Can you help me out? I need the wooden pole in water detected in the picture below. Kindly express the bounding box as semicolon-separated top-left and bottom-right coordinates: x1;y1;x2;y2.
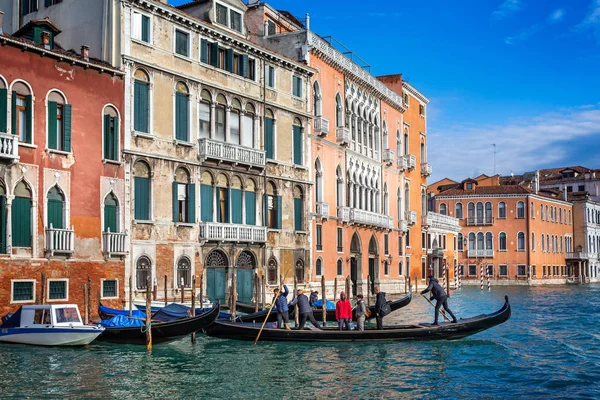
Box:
231;270;237;320
414;276;418;293
262;275;266;309
255;272;260;312
83;284;89;325
128;275;133;318
87;277;92;323
191;275;196;344
293;274;299;326
334;277;338;302
145;275;152;351
199;269;204;310
164;275;168;306
345;275;350;301
321;275;326;324
153;278;157;301
367;275;371;306
41;272;46;304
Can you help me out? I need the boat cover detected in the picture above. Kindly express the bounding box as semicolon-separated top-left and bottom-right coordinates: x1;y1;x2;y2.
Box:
101;315;145;328
153;303;200;322
311;300;336;310
99;305;146;319
0;307;22;328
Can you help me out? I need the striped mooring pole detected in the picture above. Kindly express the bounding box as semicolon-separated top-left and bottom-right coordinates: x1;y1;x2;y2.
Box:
480;264;484;291
486;267;491;291
458;265;462;290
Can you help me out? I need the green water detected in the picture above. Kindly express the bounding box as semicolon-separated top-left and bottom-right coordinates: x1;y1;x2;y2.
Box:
1;286;599;399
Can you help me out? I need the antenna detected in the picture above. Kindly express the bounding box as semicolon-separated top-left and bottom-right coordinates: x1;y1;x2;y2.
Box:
492;144;496;175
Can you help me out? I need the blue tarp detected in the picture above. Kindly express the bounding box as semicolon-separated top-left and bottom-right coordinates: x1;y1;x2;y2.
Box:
0;308;21;328
100;315;145;328
311;300;336;310
153;303;203;322
99;305;146;319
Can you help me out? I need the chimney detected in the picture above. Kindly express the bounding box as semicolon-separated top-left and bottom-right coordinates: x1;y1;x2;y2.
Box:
263;21;268;38
0;11;4;35
305;13;310;31
534;170;539;194
81;45;89;61
563;187;567;202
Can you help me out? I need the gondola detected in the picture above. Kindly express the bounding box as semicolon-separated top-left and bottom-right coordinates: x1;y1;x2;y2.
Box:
232;292;412;323
204;296;511;342
97;302;220;345
234;301;262;314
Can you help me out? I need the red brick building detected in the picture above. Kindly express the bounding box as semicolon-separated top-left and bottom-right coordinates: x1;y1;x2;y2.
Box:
0;19;125;316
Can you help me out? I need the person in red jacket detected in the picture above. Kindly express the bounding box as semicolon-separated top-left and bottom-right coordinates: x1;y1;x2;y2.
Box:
335;291;353;330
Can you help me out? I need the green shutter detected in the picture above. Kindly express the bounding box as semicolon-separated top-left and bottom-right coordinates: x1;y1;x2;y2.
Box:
263;194;268;227
12;197;31;247
293;125;302;165
25;95;32;143
241;54;248;78
264;117;273;159
11;91;16;135
225;188;230;223
0;196;5;253
200;184;213;222
0;89;7;133
294;197;302;231
47;199;64;229
141;15;150;42
245;191;255;225
210;42;219;67
175;93;188;141
187;183;196;223
112;115;119;160
200;39;208;63
225;48;234;72
104;203;117;233
63;104;72;152
134;177;150;220
231;189;242;224
48;101;57;149
172;181;179;222
33;27;42;45
276;196;282;229
103;114;111;159
134;81;149;133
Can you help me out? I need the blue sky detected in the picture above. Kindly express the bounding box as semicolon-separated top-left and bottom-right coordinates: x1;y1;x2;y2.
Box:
171;0;600;182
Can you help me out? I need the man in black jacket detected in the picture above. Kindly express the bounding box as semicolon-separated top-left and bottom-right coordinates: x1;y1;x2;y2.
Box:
421;276;458;325
288;289;322;330
374;286;386;330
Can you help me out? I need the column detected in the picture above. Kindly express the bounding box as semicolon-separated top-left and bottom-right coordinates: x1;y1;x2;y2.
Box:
5;195;13;254
253;116;260;149
210;104;216;139
225;106;231;143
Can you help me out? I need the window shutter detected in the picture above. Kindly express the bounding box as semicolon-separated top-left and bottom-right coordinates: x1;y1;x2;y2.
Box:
0;89;7;133
200;184;213;222
0;196;5;253
241;54;248;78
112;115;119;160
269;67;275;87
134;81;149;133
103;114;111;159
293;125;302;165
134;177;150;220
225;188;231;223
294;197;302;231
200;39;208;63
33;27;42;44
175;93;188;141
215;188;221;223
231;189;242;224
187;183;196;223
47;199;64;229
263;194;268;227
276;196;282;229
172;181;179;222
225;48;234;72
25;95;33;142
63;104;72;152
12;197;32;247
245;191;255;225
210;42;219;67
141;15;150;42
48;101;58;149
11;91;16;135
104;203;117;233
264;117;273;159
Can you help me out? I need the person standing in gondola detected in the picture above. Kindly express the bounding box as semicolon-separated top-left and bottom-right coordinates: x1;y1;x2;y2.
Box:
273;285;291;330
288;289;321;330
309;290;319;307
335;291;352;330
355;294;367;331
374;286;386;330
421;275;458;325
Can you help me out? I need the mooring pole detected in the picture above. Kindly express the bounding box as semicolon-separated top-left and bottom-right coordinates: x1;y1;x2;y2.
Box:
83;284;89;325
255;272;260;313
145;275;152;351
321;275;326;324
129;275;133;317
191;275;196;343
164;275;168;306
87;277;92;322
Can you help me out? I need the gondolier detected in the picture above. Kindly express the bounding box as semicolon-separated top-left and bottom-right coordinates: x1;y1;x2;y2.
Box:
288;289;321;330
374;286;386;330
274;285;291;330
421;276;458;325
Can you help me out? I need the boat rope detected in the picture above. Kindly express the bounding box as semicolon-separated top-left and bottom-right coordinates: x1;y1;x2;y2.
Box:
140;322;157;333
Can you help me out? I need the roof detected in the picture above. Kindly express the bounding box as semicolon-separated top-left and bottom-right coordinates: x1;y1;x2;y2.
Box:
276;10;304;28
14;18;62;37
501;166;599;186
438;184;532;197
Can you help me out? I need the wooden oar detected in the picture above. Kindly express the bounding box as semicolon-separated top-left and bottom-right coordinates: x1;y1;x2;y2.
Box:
254;274;287;345
421;293;451;322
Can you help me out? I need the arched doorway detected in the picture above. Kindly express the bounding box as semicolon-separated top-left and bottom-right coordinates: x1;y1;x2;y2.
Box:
205;250;228;303
350;232;361;296
368;235;378;294
236;251;255;303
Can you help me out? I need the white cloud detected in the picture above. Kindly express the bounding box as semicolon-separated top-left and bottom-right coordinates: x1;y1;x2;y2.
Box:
574;0;600;43
505;23;541;44
548;8;566;23
428;106;600;181
492;0;524;20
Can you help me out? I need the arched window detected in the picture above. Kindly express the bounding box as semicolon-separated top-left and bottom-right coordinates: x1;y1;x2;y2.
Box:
295;259;305;283
198;90;211;139
11;81;33;143
420;142;425;162
404;183;410;212
335;93;343;127
267;257;278;284
439;203;447;215
242;102;255;148
175;82;189;142
264;108;274;159
485;232;493;250
13;181;32;247
396;130;401;158
134;161;151;221
397;188;402;223
292;118;303;165
174;167;194;223
542;234;545;252
104;192;119;233
477;232;484;250
136;256;151;290
200;171;213;223
315;258;323;277
421;188;427;215
230;98;241;145
531;232;536;251
540;204;544;220
485;202;492;224
383;184;389;215
103;106;119;161
293;186;304;231
382;122;388;151
336;166;343;207
315;158;323;204
47;90;71;152
457;233;463;251
476;202;484;224
403;129;409;156
337;259;343;276
559;208;562;223
215;94;227;142
216;173;229;223
133;69;150;133
499;232;507;251
384;261;389;276
313;81;321;117
546;235;550;252
517;232;525;251
47;186;65;229
177;256;191;288
266;181;280;229
531;202;535;219
498;202;506;219
229;176;243;224
455;203;463;219
517;201;525;219
468;232;475;250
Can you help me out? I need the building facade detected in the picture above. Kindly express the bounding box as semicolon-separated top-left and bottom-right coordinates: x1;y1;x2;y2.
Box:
568;193;600;283
0;17;125;315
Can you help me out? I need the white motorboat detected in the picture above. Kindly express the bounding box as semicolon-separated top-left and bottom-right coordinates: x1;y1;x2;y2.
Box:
0;304;104;346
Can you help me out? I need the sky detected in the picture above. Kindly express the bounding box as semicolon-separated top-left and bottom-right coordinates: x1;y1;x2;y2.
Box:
170;0;600;182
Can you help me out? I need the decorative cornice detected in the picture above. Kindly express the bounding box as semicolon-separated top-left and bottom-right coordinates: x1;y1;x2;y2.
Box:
306;31;406;113
402;81;429;104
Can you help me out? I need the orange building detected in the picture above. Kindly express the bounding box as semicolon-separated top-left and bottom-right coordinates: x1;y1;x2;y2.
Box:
431;177;574;284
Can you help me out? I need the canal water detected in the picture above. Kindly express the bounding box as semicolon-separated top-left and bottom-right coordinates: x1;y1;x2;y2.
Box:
1;285;599;399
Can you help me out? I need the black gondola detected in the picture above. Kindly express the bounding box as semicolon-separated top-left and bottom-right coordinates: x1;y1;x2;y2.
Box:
204;296;511;342
97;302;220;345
234;302;261;314
232;292;412;323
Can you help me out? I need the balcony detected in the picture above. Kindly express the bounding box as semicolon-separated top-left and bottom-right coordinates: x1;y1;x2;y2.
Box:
198;138;266;169
315;202;330;220
397;156;407;171
199;222;266;243
405;210;417;225
566;251;592;260
337;206;351;223
420;162;432;177
466;216;494;226
382;149;394;165
314;116;330;137
0;133;18;163
467;249;494;258
349;208;394;229
425;212;462;232
45;225;75;257
406;154;416;170
103;229;128;258
431;248;444;258
336;126;351;146
398;220;408;232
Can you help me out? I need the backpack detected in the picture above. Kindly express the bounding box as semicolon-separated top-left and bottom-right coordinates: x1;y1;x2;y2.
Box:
380;303;391;317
